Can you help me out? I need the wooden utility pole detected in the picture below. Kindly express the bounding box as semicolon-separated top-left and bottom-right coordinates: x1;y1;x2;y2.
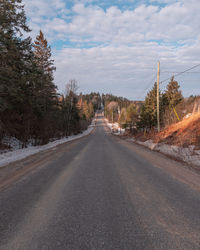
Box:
157;61;160;132
118;106;121;134
112;111;114;124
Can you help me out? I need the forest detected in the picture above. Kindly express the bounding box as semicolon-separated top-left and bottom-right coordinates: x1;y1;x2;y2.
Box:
0;0;101;148
0;0;197;149
103;78;200;134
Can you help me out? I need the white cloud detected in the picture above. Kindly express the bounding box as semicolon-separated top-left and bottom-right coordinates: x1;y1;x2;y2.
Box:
23;0;200;99
24;0;200;45
54;42;198;99
23;0;67;17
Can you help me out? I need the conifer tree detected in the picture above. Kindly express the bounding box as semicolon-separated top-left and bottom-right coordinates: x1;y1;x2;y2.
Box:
165;76;183;108
33;30;57;143
0;0;35;144
33;30;56;98
0;1;95;146
33;30;56;77
139;83;159;129
126;103;137;128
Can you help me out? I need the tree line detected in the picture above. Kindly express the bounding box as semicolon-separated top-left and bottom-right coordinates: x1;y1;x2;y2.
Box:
0;0;186;147
0;0;100;147
104;77;183;133
139;76;183;130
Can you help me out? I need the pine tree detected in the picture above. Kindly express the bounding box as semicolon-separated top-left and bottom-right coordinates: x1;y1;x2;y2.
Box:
0;0;35;144
0;0;30;35
139;83;160;129
33;30;57;143
33;30;56;100
0;1;95;146
165;76;183;108
126;103;137;127
33;30;56;76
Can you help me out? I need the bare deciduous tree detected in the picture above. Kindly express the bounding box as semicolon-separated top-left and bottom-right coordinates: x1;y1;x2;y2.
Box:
65;79;78;97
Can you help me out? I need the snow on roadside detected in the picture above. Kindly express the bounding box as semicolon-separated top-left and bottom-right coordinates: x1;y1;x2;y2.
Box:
2;137;23;151
136;139;200;168
0;123;95;168
104;119;125;134
105;118;200;167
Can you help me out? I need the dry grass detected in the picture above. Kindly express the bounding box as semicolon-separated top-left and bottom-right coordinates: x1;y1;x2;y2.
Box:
155;113;200;148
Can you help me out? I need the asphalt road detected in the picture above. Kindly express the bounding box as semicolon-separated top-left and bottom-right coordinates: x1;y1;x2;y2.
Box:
0;114;200;250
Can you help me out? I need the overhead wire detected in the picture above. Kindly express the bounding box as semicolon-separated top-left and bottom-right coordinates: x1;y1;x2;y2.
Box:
160;63;200;85
136;63;200;100
137;73;157;100
161;71;200;74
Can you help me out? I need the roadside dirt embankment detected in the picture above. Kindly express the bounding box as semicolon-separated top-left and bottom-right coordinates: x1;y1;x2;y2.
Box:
155;112;200;149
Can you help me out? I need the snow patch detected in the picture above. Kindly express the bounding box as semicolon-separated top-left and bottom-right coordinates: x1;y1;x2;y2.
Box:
1;137;23;153
0;124;94;168
105;119;125;134
135;140;200;168
137;140;157;150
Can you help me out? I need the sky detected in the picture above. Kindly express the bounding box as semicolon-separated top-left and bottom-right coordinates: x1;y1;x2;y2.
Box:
23;0;200;100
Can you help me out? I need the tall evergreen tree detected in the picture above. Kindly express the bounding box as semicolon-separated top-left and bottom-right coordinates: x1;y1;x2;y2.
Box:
33;30;56;98
0;0;35;144
33;30;56;76
31;30;58;143
165;76;183;108
0;2;95;147
139;83;160;129
126;103;137;129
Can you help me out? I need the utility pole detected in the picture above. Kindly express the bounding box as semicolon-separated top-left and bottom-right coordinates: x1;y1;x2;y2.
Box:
157;61;160;132
118;106;121;134
112;111;114;124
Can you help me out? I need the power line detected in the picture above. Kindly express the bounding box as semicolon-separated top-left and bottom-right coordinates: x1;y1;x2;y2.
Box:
137;62;200;100
137;73;157;100
161;71;200;74
160;63;200;84
143;74;157;92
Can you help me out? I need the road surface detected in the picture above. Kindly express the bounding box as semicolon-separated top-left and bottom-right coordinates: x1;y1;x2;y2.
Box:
0;114;200;249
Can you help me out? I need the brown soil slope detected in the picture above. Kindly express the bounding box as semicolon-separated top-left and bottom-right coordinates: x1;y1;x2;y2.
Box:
156;113;200;148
